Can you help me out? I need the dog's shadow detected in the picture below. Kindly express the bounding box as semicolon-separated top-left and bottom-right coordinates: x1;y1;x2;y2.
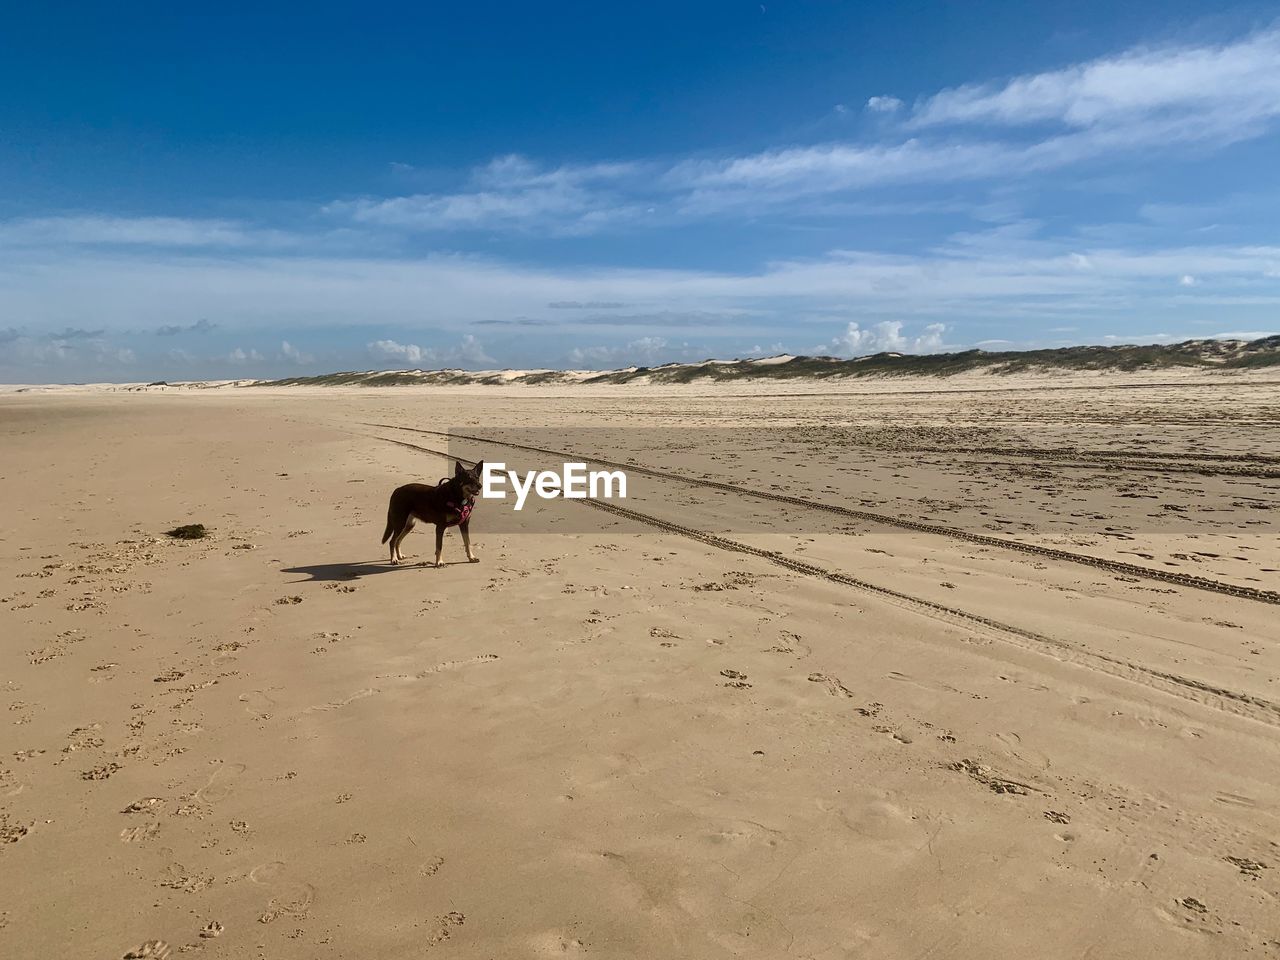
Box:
281;559;470;583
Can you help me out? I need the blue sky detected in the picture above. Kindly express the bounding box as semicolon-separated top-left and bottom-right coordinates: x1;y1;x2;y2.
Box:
2;1;1279;381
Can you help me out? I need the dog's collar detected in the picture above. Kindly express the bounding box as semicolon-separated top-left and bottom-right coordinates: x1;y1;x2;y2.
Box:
445;498;474;526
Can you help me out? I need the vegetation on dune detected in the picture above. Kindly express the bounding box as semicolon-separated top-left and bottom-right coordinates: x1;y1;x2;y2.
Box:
246;336;1280;387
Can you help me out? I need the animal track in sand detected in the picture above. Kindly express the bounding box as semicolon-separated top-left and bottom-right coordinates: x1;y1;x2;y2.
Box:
765;630;811;658
420;855;445;877
194;762;246;805
807;672;855;697
993;731;1052;772
886;670;976;698
836;794;926;845
238;689;276;720
530;931;587;956
250;860;316;924
948;758;1037;796
424;911;465;947
304;687;379;712
159;859;213;893
81;762;122;780
379;654;501;681
1;813;31;844
416;653;500;677
872;725;915;744
122;940;171;959
122;797;165;814
120;823;161;843
62;722;105;755
703;820;783;850
1225;856;1268;878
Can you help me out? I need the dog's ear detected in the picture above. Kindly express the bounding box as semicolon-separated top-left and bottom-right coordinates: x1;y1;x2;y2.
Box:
473;460;485;474
455;461;466;477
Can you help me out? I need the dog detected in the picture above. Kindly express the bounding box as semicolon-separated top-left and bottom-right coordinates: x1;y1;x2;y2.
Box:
381;460;484;566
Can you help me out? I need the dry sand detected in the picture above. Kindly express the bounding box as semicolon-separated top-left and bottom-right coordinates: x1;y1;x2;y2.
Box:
1;372;1277;958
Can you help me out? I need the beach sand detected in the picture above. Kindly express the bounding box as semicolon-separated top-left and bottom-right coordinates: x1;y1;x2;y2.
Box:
1;373;1277;958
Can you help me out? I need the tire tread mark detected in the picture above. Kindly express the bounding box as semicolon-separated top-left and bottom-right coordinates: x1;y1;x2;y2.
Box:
372;433;1280;728
363;422;1280;607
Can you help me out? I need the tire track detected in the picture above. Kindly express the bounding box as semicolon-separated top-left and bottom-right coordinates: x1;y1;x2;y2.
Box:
362;422;1280;607
866;446;1280;478
369;433;1280;728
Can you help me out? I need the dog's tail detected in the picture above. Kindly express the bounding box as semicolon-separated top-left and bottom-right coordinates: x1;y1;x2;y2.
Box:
381;501;396;543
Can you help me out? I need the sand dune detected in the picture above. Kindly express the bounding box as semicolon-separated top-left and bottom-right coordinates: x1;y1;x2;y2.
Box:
1;374;1276;958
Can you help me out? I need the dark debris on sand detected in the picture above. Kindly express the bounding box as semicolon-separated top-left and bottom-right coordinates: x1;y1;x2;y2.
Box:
165;524;208;540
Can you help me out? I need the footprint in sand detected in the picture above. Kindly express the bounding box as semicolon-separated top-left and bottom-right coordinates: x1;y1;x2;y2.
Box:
250;861;316;924
410;654;499;679
807;672;854;697
304;688;379;713
702;819;784;851
195;762;246;805
159;858;213;893
122;941;171;959
120;823;161;843
424;911;465;947
420;856;445;877
837;794;927;846
238;690;276;720
530;931;587;956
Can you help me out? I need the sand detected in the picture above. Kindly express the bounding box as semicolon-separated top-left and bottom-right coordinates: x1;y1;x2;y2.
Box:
1;372;1277;958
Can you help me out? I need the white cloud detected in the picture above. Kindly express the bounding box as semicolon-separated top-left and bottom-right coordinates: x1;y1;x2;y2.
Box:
4;239;1280;340
910;28;1280;130
866;95;903;113
568;336;672;368
92;343;136;364
666;28;1280;212
1179;274;1197;286
830;321;948;356
367;335;494;369
1206;330;1278;339
280;340;313;365
331;155;642;235
368;339;429;365
227;347;265;364
0;216;295;249
1;331;137;367
329;30;1280;231
1;30;1275;266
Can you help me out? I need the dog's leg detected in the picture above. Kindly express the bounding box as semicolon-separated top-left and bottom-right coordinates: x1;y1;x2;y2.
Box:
433;524;445;568
392;517;415;564
460;519;478;563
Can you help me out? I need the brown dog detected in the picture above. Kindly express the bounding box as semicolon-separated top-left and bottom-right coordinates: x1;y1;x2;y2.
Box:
381;461;484;566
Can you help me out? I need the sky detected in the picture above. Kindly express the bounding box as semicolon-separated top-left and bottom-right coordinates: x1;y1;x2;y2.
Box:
2;1;1279;381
